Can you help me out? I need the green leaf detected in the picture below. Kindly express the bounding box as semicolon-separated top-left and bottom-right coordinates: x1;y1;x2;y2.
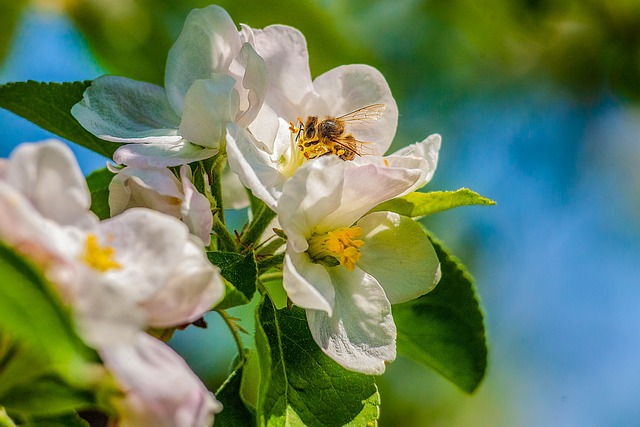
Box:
86;168;113;220
215;363;256;427
370;188;495;218
0;81;119;159
22;411;90;427
208;252;257;309
255;296;380;427
0;242;89;365
393;232;487;393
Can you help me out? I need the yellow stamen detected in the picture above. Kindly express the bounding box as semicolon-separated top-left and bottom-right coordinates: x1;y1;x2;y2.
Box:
80;234;122;272
308;226;365;271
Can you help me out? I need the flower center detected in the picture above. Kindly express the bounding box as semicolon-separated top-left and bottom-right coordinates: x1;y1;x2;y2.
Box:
80;234;122;272
307;226;365;271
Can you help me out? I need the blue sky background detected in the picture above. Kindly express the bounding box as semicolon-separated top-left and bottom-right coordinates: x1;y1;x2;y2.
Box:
2;8;640;427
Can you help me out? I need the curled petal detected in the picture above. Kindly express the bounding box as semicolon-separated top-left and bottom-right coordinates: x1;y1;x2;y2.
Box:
226;122;287;211
71;76;182;143
179;165;213;245
387;133;441;193
306;268;396;375
283;249;335;315
230;43;268;127
113;141;217;168
357;211;440;304
165;5;242;114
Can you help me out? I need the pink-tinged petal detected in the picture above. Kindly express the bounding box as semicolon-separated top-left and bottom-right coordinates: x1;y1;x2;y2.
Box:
283;250;334;315
229;43;268;127
108;166;182;218
143;237;224;327
387;133;441;192
113;141;217;168
5;140;94;227
165;5;242;114
313;64;398;155
318;161;422;232
306;267;396;375
277;156;345;252
71;76;182;143
251;25;316;121
98;209;188;301
357;211;440;304
179;165;213;245
226;123;284;211
101;333;222;427
179;76;239;149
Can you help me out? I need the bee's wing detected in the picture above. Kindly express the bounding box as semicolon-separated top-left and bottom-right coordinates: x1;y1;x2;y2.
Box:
337;104;386;123
332;136;376;157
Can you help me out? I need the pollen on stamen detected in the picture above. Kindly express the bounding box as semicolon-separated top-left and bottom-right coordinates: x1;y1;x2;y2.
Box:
308;226;365;271
80;234;122;272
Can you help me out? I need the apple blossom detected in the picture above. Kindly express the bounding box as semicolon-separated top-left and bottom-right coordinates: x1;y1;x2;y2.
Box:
71;5;268;168
277;156;441;374
101;332;222;427
225;22;440;208
108;164;213;245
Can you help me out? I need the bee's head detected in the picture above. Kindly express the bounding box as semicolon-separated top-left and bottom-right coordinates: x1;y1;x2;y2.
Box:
304;116;318;140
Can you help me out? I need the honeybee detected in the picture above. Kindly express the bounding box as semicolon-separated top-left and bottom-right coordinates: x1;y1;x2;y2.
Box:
290;103;385;161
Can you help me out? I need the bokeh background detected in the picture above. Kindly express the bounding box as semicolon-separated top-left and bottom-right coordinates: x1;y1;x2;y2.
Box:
2;1;640;426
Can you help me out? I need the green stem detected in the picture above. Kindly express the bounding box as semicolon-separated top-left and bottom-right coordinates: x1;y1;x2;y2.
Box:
257;253;285;274
210;153;227;225
212;215;237;252
218;310;246;361
240;203;277;249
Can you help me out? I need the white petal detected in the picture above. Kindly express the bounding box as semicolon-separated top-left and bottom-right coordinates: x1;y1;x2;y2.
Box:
179;75;239;149
108;166;183;217
277;156;346;252
142;237;224;327
165;5;242;114
5;140;94;227
225;123;284;210
229;43;268;127
98;209;188;301
180;165;213;245
306;267;396;375
283;250;334;315
318;161;422;232
313;64;398;155
357;211;440;304
388;133;441;193
100;333;222;427
71;76;182;143
113;141;217;168
251;25;316;121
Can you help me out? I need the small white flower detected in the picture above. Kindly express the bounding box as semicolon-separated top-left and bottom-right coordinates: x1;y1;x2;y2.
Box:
108;164;213;245
277;156;441;374
72;5;268;168
101;332;222;427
